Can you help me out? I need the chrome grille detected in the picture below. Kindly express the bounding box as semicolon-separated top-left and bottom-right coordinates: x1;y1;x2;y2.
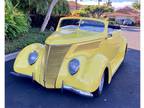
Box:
44;44;71;88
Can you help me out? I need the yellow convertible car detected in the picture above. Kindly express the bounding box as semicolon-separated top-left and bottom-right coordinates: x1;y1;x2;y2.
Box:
12;17;127;97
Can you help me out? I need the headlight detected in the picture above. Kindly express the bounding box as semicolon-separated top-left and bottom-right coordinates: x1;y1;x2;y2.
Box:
68;58;80;75
28;51;38;65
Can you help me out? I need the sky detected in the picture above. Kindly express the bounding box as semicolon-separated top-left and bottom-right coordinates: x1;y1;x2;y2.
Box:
67;0;139;9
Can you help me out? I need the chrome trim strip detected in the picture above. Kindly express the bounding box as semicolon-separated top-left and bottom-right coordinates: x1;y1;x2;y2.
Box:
10;72;32;79
47;44;71;47
43;45;51;86
63;85;93;97
44;44;71;88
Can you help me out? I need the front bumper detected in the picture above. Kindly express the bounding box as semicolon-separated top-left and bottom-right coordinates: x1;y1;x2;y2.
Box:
11;72;93;97
63;85;93;97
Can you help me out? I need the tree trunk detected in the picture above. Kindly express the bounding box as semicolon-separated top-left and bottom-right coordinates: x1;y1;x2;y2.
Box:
40;0;58;32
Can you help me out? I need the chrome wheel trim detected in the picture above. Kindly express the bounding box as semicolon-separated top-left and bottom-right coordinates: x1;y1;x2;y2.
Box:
99;73;104;92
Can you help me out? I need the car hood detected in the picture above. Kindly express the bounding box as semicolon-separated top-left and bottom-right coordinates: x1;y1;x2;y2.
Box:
45;29;105;45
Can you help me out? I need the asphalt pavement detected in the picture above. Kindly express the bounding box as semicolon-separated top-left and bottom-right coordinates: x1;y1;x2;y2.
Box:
5;28;140;108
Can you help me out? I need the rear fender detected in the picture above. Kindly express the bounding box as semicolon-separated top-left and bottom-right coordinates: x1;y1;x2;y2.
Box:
82;54;111;92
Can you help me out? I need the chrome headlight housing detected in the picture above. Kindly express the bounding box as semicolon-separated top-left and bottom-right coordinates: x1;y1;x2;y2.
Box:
28;51;38;65
68;58;80;75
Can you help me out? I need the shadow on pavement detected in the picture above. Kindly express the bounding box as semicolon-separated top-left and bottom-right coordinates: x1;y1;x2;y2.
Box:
5;48;140;108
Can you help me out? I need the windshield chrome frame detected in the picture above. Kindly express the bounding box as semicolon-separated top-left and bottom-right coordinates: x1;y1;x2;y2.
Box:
56;17;108;36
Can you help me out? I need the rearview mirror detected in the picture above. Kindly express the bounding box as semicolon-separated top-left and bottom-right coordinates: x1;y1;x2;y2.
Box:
49;26;55;32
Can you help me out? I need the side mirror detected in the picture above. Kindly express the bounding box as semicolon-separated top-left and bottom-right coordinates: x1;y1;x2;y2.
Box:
49;26;55;32
108;33;112;38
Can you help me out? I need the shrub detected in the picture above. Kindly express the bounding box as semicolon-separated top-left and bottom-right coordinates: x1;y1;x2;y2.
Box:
132;2;140;10
5;28;52;54
71;5;114;18
52;0;70;16
71;10;87;17
5;0;30;40
12;0;70;16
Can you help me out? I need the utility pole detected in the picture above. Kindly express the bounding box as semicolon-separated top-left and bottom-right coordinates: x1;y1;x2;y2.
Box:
98;0;102;5
137;0;140;3
107;0;112;6
76;0;78;10
98;0;100;5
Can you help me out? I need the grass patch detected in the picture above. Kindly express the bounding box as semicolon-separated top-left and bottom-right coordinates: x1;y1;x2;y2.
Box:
5;28;53;54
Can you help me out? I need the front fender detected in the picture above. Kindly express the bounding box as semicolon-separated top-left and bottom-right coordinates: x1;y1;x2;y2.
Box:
14;43;45;78
56;54;110;92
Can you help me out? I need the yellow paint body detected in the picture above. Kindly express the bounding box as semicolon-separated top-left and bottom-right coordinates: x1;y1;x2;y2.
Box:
14;17;127;93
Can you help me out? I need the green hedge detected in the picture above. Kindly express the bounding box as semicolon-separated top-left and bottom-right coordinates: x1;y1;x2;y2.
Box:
5;28;52;54
5;0;30;40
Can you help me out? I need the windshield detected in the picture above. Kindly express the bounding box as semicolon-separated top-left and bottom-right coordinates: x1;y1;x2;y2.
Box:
80;20;105;32
59;19;105;32
60;19;80;29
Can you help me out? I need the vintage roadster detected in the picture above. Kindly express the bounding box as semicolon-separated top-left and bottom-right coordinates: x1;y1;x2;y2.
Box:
13;17;127;97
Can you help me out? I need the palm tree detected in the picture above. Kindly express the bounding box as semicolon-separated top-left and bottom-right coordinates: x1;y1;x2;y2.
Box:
41;0;58;32
12;0;70;32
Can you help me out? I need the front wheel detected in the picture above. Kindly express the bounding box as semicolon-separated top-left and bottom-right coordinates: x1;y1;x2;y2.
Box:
93;73;105;96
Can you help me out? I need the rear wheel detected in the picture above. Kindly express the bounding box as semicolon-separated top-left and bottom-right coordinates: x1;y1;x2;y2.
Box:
124;44;128;58
122;44;128;64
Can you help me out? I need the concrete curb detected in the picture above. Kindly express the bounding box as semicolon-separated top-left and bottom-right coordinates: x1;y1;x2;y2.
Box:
121;26;140;30
5;51;19;62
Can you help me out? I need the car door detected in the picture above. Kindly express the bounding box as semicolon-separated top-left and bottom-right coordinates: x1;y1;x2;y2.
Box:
102;26;122;75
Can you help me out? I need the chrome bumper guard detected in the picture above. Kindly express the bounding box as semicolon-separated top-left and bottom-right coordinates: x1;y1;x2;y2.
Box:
63;85;93;97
